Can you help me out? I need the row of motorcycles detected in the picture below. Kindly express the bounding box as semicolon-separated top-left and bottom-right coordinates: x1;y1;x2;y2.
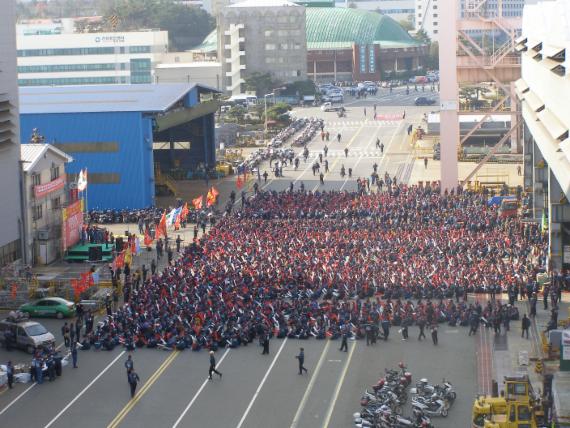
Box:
237;117;323;172
354;363;456;428
87;208;164;225
291;118;323;147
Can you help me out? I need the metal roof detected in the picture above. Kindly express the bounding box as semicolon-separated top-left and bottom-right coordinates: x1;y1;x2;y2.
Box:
229;0;300;7
305;8;421;48
19;83;218;115
21;143;73;172
192;29;217;52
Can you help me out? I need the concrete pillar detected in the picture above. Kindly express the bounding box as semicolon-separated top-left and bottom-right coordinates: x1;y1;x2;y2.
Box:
313;60;317;81
532;139;546;221
510;82;519;154
548;168;564;271
522;126;533;192
438;0;459;192
394;58;398;72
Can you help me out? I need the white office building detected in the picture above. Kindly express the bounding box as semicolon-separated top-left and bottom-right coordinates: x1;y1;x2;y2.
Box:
336;0;415;23
16;30;169;86
0;1;24;267
414;0;441;41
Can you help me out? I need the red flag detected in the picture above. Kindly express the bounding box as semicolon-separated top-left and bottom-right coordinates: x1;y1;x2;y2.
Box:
175;212;181;230
10;283;17;300
156;211;167;239
210;186;219;197
181;202;189;220
131;239;136;254
243;168;248;182
206;189;216;207
236;175;244;189
144;229;153;246
192;196;203;210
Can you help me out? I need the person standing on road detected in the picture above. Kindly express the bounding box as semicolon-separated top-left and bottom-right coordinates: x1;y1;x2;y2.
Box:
71;342;78;368
128;369;140;398
339;328;349;352
324;145;328;157
296;348;308;375
363;108;366;117
431;324;438;345
344;147;349;158
380;143;384;154
125;354;134;379
6;360;14;389
530;293;537;318
319;172;324;185
208;351;222;380
417;316;426;341
337;133;341;143
376;138;381;149
263;171;268;183
424;157;428;169
324;160;329;173
176;235;183;252
521;314;531;339
261;334;270;355
62;322;70;348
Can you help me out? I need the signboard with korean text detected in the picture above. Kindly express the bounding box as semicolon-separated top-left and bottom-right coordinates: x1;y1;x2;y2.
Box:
62;200;84;251
359;45;367;74
368;45;375;74
34;175;65;199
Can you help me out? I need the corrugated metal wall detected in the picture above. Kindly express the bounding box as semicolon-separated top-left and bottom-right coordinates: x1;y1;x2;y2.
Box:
20;111;153;209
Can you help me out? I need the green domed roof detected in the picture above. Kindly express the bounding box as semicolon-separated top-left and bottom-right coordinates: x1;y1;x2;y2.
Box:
306;7;420;49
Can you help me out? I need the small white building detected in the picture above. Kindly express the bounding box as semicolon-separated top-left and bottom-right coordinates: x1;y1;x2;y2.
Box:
21;144;73;265
155;62;222;88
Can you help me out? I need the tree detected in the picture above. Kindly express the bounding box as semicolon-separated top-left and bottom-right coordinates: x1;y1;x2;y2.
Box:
426;41;439;70
281;80;317;97
414;29;431;45
102;0;215;50
244;72;279;97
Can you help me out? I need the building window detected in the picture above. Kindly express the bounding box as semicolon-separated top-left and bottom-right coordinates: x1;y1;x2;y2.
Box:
433;30;438;34
277;30;288;37
52;197;61;210
265;44;276;50
31;173;41;186
279;43;288;50
433;5;437;9
433;21;438;26
294;42;301;50
418;13;422;17
433;13;438;17
265;57;276;64
50;166;60;181
33;205;43;221
264;30;273;37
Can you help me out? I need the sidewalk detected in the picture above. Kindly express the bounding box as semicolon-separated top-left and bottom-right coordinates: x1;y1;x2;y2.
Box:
490;293;569;395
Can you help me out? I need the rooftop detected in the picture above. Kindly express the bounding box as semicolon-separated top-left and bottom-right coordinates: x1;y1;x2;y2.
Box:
19;83;218;115
21;143;73;172
306;7;422;49
156;62;221;69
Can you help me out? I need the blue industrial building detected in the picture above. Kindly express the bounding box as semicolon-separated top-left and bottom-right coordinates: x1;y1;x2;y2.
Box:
19;84;219;209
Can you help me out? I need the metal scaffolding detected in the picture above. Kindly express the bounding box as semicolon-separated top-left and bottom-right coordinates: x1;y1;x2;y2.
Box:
439;0;522;191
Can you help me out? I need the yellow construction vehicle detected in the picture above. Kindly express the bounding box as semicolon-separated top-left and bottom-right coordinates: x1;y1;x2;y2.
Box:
472;375;544;428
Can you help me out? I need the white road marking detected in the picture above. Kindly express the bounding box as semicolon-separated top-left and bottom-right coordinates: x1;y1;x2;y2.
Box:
235;337;288;428
290;340;331;428
321;341;356;428
43;350;126;428
171;348;231;428
0;383;37;417
327;359;342;363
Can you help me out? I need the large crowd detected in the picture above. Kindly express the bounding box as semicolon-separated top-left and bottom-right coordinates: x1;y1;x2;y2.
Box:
79;185;549;352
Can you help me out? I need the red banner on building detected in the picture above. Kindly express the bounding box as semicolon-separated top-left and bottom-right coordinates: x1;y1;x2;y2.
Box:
34;175;65;199
63;200;84;251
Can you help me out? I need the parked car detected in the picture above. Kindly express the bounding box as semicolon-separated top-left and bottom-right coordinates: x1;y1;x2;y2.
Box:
0;317;56;353
414;97;437;106
321;102;344;112
19;297;75;319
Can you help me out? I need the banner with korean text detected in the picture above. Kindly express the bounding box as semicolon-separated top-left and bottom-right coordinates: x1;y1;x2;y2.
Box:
63;200;84;251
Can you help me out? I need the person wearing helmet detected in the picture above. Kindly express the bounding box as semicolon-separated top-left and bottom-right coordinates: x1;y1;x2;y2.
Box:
208;351;222;380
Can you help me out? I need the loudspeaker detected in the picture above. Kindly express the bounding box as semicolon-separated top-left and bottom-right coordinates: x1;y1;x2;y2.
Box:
115;237;124;252
88;246;103;261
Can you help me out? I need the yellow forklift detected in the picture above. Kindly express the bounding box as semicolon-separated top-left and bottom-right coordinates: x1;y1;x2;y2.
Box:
472;375;544;428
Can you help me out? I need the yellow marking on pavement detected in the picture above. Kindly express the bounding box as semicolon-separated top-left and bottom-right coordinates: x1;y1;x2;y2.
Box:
107;350;180;428
322;341;356;428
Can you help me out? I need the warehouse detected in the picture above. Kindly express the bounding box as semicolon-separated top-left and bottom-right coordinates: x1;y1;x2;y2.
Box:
19;83;219;209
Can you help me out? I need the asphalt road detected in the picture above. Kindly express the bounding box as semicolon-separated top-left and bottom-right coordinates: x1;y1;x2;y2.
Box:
0;100;485;428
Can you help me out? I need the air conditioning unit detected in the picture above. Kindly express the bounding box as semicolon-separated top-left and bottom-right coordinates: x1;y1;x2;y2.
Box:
37;229;49;240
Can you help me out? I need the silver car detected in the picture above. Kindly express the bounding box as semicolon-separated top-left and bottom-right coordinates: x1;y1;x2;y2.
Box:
0;319;56;353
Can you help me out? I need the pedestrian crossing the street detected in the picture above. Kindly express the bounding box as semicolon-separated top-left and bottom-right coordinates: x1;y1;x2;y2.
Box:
325;120;401;128
308;149;386;159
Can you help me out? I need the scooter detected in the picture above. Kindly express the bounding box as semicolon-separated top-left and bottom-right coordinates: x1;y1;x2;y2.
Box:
412;394;450;417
